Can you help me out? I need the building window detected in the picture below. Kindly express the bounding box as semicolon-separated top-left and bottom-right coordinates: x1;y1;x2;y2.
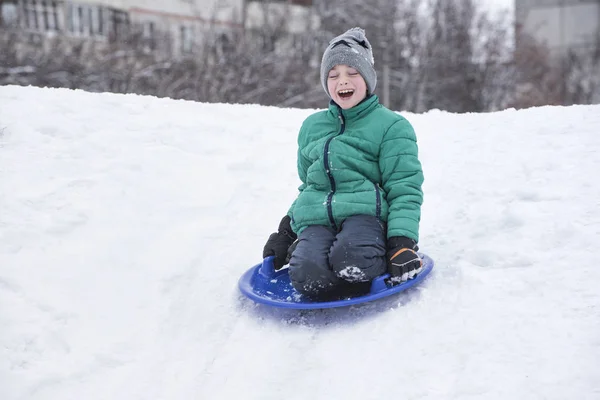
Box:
22;0;60;31
97;7;104;35
67;4;87;35
110;8;129;40
42;1;59;30
72;4;93;35
1;1;18;27
89;6;105;35
24;0;38;29
143;21;154;39
180;25;193;53
142;21;156;50
66;4;127;39
72;5;81;33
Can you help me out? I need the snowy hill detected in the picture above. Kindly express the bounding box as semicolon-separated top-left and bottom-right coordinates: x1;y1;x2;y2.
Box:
1;86;599;400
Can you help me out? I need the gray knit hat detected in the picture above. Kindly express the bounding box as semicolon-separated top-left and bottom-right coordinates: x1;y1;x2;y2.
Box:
320;27;377;97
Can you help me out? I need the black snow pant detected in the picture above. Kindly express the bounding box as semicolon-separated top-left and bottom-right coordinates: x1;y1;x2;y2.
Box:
288;215;387;299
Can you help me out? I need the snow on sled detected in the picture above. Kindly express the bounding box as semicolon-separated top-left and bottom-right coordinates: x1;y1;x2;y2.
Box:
238;253;434;310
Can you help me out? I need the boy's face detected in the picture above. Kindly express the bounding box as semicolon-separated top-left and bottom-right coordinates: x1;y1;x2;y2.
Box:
327;65;368;109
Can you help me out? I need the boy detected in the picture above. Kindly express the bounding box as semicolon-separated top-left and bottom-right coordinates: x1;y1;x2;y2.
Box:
263;27;424;299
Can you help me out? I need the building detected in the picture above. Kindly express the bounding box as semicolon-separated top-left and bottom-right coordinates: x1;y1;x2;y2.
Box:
516;0;600;57
0;0;319;56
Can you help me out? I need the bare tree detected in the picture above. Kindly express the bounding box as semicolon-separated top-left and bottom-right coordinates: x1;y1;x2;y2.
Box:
511;28;563;108
314;0;517;112
418;0;478;112
563;32;600;105
2;0;597;112
469;7;516;111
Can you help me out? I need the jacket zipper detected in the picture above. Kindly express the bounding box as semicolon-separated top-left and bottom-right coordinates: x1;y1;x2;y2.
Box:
324;111;345;230
374;183;382;219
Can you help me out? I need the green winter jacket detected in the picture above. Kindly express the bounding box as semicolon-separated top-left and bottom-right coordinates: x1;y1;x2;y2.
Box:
287;95;424;242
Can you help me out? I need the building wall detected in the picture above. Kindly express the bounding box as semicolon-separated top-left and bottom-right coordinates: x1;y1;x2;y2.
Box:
516;0;600;55
125;0;245;57
69;0;241;22
0;0;233;60
245;1;319;33
2;0;318;56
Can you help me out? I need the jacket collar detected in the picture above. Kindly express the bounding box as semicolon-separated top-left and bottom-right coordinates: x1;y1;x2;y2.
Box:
327;94;380;123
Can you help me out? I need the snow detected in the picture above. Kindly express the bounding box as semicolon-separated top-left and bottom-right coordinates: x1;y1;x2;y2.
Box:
1;85;599;400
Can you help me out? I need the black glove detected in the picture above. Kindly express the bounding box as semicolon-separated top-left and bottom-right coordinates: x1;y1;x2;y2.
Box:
387;236;422;284
263;215;297;270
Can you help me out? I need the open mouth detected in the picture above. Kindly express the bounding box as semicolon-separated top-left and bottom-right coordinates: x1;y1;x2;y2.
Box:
337;89;355;99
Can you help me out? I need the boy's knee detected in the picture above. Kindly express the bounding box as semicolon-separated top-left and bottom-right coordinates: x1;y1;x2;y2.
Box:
289;262;339;297
329;215;386;282
330;251;386;283
288;225;339;296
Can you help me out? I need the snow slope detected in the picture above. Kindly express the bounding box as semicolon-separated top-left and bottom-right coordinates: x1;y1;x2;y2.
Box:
1;86;599;400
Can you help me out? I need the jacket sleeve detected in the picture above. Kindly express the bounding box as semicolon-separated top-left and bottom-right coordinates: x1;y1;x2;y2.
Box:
378;117;424;242
287;125;310;220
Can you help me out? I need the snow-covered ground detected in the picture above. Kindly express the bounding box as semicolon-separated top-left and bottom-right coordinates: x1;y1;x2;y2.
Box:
1;86;599;400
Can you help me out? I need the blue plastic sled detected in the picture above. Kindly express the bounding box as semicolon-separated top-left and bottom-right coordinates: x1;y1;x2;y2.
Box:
238;253;434;310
